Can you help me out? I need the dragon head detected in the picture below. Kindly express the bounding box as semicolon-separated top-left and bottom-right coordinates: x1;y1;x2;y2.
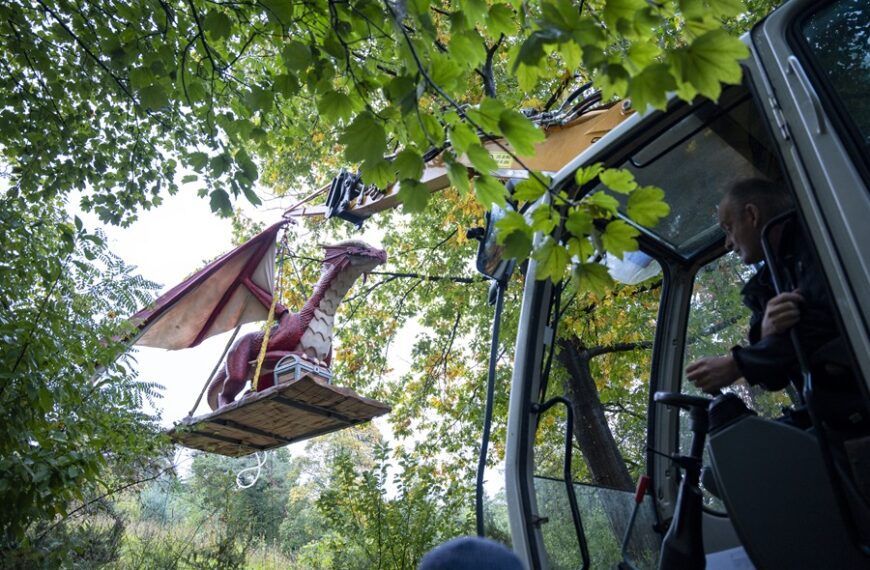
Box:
321;240;387;274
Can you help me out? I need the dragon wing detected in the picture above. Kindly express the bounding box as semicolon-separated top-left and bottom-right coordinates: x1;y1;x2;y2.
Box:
128;220;287;350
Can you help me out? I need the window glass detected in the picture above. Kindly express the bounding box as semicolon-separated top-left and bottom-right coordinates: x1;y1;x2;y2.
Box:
801;0;870;157
680;253;792;508
533;262;663;568
589;88;782;257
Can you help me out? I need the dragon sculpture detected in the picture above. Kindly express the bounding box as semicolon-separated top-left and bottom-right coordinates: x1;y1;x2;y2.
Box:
206;240;387;410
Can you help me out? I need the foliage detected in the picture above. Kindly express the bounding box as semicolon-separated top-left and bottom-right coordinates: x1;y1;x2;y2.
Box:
314;442;471;569
0;194;169;547
1;0;761;274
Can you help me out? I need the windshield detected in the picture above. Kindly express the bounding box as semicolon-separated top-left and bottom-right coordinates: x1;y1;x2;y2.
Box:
593;87;782;258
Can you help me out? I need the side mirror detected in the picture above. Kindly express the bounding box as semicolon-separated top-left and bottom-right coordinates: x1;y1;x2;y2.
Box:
474;203;516;283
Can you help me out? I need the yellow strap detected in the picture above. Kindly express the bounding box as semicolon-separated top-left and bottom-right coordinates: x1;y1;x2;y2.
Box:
252;245;286;391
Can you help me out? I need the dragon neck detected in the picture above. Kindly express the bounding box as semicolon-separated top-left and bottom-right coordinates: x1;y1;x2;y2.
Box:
300;258;366;322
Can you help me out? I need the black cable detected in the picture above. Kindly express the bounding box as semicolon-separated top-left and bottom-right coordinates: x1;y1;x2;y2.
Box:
476;279;507;537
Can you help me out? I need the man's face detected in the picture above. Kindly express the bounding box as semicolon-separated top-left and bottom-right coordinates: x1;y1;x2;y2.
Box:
718;197;764;264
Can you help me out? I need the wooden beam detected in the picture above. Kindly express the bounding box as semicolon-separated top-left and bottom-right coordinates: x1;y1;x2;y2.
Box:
206;418;295;444
271;395;355;424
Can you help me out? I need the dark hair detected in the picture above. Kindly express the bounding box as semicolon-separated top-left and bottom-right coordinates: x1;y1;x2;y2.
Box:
723;178;793;222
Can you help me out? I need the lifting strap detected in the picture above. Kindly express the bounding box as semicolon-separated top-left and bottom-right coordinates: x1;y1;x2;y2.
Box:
252;235;288;391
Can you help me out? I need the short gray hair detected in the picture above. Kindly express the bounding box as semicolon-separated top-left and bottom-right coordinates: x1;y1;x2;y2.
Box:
723;178;793;222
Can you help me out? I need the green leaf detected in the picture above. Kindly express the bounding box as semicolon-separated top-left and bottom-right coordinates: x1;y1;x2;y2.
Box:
601;219;640;259
565;207;593;237
496;211;533;259
559;41;582;71
282;41;312;71
498;110;545;156
575;163;604;186
181;174;198;184
628;63;676;112
474;175;507;208
603;0;647;29
447;160;470;195
139;84;169;109
209;189;232;215
531;204;560;234
566;235;594;260
274;73;300;97
679;0;706;19
449;31;486;69
210;154;231;177
361;159;395;188
467;98;505;135
503;231;533;261
393;149;424;180
340;112;387;164
627;42;661;69
466;144;498;174
709;0;743;18
487;4;515;37
512;175;548;202
235;149;258;182
397;180;430;212
449;123;479;155
464;0;488;25
670;30;749;100
245;86;273;113
596;64;630;100
574;262;615;296
129;67;152;90
204;11;233;40
627;185;670;227
599;168;637;194
318;90;355;121
496;210;531;242
533;237;569;282
585;191;619;214
188;152;209;171
516;62;541;92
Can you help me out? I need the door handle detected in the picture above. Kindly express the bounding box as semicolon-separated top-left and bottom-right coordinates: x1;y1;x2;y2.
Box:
787;55;826;135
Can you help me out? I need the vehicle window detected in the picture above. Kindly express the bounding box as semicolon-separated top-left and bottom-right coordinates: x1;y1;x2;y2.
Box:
798;0;869;165
681;253;792;507
590;87;782;258
533;263;663;569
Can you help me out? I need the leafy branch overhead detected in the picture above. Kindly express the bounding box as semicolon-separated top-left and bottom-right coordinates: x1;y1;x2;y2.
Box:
3;0;743;259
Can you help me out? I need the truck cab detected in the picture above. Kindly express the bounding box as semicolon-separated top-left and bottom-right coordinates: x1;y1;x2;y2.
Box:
503;0;869;567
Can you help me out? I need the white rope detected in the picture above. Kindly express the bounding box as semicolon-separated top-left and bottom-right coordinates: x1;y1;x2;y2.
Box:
235;451;269;489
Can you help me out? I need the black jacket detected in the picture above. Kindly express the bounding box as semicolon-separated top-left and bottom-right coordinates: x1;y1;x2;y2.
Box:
731;219;851;393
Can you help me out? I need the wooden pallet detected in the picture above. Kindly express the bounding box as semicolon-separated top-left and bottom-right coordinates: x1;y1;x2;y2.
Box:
169;372;391;457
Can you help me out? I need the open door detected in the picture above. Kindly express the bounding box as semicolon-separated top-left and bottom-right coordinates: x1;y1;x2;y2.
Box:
747;0;870;388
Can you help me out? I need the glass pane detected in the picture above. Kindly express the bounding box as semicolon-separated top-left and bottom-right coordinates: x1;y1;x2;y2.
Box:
802;0;870;152
680;253;793;508
589;89;782;257
534;264;662;564
534;477;659;570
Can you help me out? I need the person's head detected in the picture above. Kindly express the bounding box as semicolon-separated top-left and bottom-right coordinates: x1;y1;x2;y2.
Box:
718;178;793;264
418;537;523;570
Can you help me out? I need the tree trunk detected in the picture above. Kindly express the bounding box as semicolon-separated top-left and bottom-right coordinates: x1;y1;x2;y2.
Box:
557;337;633;492
557;336;660;563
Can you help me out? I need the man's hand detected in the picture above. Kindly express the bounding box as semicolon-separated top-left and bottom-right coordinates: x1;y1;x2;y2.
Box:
761;290;803;337
685;355;741;394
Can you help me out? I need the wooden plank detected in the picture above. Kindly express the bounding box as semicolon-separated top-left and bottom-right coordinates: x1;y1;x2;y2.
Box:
184;429;266;451
272;395;354;424
206;418;296;444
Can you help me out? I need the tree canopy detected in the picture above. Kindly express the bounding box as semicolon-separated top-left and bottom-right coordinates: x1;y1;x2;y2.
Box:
1;0;781;564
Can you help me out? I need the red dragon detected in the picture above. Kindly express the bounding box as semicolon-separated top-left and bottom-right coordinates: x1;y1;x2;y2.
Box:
206;240;387;410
